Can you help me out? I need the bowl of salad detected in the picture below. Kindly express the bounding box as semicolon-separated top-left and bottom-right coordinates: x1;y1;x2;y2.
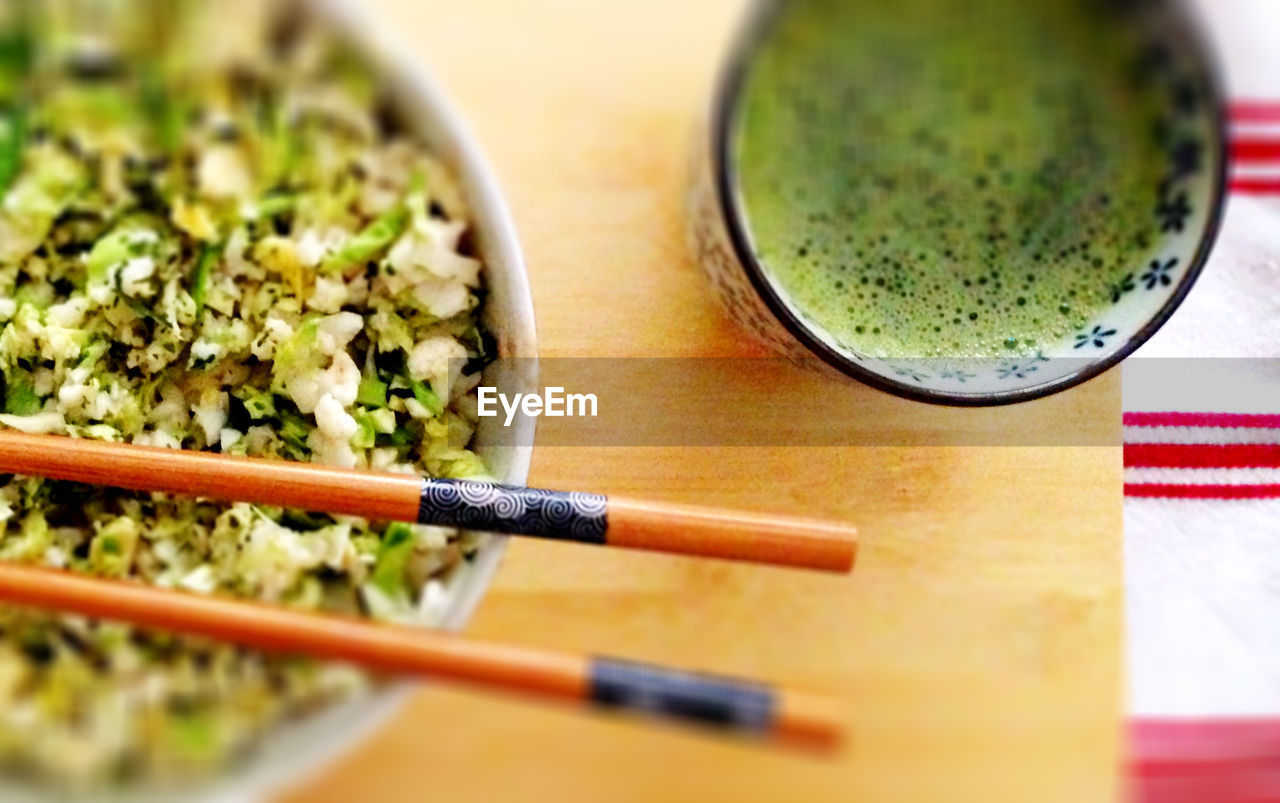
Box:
0;0;535;798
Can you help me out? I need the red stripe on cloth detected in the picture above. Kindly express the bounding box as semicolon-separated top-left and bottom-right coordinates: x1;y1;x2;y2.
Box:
1125;483;1280;499
1124;412;1280;429
1132;773;1280;803
1133;719;1280;768
1130;719;1280;803
1198;103;1280;193
1125;443;1280;468
1231;178;1280;195
1230;139;1280;162
1230;101;1280;122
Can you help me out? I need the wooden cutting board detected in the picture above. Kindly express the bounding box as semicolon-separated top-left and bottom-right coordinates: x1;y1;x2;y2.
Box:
280;1;1123;801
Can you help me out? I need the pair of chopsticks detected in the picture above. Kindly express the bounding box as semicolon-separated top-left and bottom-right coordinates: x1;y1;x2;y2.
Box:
0;430;853;749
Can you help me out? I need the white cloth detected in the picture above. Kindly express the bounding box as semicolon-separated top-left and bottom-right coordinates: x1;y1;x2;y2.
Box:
1124;0;1280;720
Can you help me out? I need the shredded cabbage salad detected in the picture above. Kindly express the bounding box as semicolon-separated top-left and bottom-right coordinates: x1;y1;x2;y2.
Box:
0;1;493;784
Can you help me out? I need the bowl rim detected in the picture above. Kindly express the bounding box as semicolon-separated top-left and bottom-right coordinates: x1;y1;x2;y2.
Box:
709;0;1229;407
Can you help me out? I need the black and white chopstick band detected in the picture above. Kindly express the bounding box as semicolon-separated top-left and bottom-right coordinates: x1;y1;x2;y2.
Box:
418;478;608;543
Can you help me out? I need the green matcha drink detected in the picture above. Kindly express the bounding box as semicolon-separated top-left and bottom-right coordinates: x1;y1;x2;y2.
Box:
730;0;1171;359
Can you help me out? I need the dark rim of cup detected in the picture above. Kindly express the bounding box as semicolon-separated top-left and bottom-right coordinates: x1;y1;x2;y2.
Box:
710;0;1229;407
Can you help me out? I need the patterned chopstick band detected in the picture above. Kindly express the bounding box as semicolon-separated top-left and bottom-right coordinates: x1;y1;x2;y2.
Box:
417;478;608;543
587;657;776;733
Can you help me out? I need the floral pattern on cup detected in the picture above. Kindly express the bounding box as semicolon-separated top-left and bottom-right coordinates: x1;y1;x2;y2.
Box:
688;8;1226;405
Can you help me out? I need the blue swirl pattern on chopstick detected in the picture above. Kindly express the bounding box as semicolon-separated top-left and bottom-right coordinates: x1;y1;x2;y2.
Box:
418;478;608;543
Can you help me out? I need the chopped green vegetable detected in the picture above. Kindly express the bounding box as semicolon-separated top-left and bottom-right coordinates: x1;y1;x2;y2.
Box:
270;318;322;394
279;408;312;454
239;388;277;420
0;8;33;102
411;380;444;417
89;517;139;577
12;282;53;310
320;203;409;273
356;373;387;408
139;74;186;156
255;193;297;219
165;711;220;763
0;106;24;196
369;522;415;599
3;378;40;415
377;423;416;450
190;241;220;317
1;509;49;561
351;411;377;449
367;407;396;434
77;340;109;370
86;227;140;285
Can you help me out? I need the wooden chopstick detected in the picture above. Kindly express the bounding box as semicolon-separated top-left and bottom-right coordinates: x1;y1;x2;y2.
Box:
0;560;843;750
0;431;856;572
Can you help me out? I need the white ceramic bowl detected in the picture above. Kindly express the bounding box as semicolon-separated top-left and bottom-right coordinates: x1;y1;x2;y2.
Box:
3;1;537;800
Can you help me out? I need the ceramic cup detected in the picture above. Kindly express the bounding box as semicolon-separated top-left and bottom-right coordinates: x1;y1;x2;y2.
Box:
689;0;1227;406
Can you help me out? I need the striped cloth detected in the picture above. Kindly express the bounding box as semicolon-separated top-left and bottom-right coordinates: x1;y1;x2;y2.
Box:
1232;102;1280;195
1126;411;1280;801
1124;1;1280;799
1126;412;1280;499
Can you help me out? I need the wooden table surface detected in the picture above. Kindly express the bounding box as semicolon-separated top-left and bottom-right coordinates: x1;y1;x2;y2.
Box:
281;2;1124;801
